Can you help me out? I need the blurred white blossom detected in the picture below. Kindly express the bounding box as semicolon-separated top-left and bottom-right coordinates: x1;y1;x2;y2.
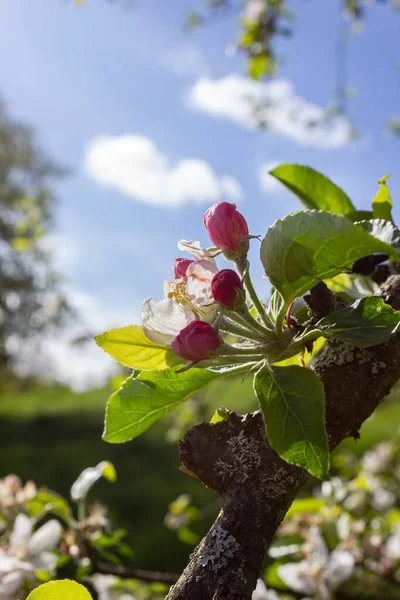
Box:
278;527;355;598
90;574;136;600
0;514;61;599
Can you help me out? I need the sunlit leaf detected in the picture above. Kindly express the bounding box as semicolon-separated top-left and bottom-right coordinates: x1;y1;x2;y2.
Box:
28;492;72;523
372;174;393;222
27;580;92;600
103;368;221;443
285;497;326;518
95;325;182;371
269;164;355;215
261;210;395;304
254;363;329;479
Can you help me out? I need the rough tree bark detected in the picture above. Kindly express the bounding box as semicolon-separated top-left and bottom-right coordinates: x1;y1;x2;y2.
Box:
165;276;400;600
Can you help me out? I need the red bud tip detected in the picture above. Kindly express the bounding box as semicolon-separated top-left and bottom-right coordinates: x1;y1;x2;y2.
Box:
204;202;249;253
211;269;243;309
173;258;195;281
170;320;221;362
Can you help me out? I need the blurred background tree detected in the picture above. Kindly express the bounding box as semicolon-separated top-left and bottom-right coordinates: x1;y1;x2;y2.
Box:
0;98;71;387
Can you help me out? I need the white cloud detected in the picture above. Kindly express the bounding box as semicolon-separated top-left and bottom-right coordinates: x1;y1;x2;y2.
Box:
83;134;243;206
187;74;352;148
163;45;209;78
259;160;283;193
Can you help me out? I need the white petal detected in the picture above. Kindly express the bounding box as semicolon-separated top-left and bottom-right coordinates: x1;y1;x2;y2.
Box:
90;574;118;593
30;551;58;573
278;561;316;595
71;461;110;502
142;298;194;344
178;240;215;263
10;514;32;553
0;571;23;597
163;280;176;298
324;550;355;589
252;579;279;600
186;260;219;309
27;520;62;556
308;526;329;565
0;556;29;575
386;528;400;559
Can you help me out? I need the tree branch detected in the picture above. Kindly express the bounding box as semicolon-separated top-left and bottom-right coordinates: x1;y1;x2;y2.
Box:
166;276;400;600
94;561;179;585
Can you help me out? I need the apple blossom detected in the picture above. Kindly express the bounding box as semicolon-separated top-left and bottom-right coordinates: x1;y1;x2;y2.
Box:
204;202;249;255
90;574;136;600
142;241;219;346
211;269;244;309
170;320;221;362
277;526;355;598
0;514;62;599
173;258;194;281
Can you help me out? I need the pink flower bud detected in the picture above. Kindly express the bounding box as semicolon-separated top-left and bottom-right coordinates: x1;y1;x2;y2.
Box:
204;202;249;253
173;258;194;281
170;320;221;362
211;269;243;309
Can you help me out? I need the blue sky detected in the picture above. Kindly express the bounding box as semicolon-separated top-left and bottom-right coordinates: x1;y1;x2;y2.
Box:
1;0;399;387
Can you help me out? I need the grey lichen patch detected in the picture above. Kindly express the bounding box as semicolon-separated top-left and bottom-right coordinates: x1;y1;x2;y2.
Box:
236;567;247;584
318;340;386;375
214;430;261;485
261;466;296;498
319;340;355;368
355;349;386;374
199;525;240;571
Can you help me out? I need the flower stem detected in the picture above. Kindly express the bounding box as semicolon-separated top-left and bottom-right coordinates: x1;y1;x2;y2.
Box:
221;317;266;343
235;258;273;329
220;343;269;357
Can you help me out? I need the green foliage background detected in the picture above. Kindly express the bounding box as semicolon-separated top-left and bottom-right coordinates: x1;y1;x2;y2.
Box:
1;378;400;573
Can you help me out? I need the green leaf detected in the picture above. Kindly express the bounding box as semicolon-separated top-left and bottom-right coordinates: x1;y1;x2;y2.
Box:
311;297;400;347
210;407;229;424
261;210;395;303
103;368;221;443
345;210;373;223
27;580;92;600
372;174;393;221
285;497;326;519
95;325;182;371
267;288;284;324
269;164;355;215
253;364;329;479
249;53;271;79
28;492;72;523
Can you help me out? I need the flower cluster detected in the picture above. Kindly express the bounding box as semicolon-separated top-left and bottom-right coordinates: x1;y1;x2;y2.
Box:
141;202;272;366
0;468;161;600
260;436;400;599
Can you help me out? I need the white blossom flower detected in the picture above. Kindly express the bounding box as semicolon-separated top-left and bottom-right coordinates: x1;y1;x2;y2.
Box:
71;461;114;502
244;0;265;23
385;523;400;560
0;476;36;518
252;579;279;599
361;442;393;474
0;514;62;599
142;298;195;345
90;574;136;600
278;527;355;599
142;241;218;345
371;488;396;511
